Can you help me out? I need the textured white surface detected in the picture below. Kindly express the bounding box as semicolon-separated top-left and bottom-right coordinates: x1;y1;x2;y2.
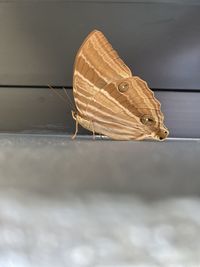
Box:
0;191;200;267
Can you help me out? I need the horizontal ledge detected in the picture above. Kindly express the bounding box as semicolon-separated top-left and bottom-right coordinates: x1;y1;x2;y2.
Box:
0;132;200;142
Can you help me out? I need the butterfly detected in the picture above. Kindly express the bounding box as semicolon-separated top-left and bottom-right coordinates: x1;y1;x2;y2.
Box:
72;30;169;141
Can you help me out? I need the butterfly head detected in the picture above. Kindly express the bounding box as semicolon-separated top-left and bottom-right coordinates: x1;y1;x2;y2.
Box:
115;78;169;141
155;127;169;141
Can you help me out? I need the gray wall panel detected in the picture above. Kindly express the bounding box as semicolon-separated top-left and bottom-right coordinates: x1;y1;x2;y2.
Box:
155;91;200;138
1;0;200;4
0;88;71;133
0;88;199;138
0;1;200;89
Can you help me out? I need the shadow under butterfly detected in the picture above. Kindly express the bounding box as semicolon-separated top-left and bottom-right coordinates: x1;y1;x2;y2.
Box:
71;30;169;141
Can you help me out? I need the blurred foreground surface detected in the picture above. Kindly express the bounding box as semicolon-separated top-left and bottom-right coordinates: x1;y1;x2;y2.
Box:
0;134;199;266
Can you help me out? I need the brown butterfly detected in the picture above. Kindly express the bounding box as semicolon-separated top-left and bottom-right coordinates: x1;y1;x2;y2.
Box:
72;30;169;141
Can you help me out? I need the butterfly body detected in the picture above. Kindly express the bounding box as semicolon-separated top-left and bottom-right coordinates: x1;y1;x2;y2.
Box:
73;30;169;141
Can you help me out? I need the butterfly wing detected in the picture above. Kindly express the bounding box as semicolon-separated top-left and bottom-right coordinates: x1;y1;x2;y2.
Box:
73;30;168;140
73;30;132;117
79;77;165;140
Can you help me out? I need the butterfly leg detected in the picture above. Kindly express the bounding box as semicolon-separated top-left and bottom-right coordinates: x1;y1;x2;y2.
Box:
72;119;79;140
72;111;79;140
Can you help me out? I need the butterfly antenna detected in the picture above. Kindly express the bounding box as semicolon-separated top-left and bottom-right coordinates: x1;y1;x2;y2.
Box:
48;84;69;104
63;87;76;111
